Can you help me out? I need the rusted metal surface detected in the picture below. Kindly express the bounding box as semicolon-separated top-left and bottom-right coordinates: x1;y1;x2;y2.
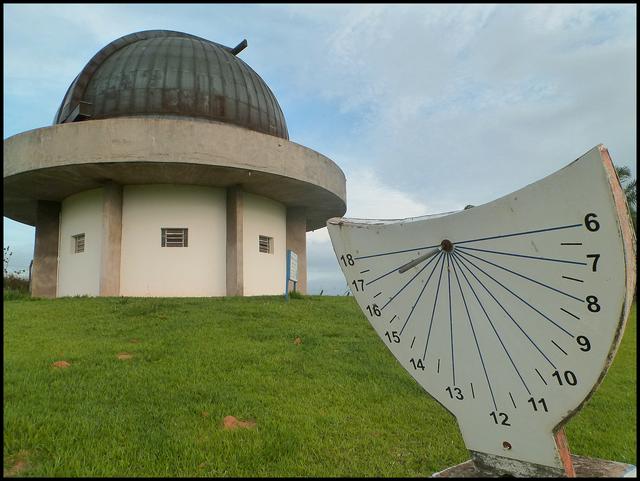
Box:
433;455;636;477
440;239;453;252
554;428;575;477
53;30;288;139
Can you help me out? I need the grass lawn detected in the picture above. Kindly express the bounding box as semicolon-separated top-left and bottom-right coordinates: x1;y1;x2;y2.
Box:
3;295;636;477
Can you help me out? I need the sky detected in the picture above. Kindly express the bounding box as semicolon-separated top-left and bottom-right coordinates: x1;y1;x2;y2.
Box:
3;3;637;294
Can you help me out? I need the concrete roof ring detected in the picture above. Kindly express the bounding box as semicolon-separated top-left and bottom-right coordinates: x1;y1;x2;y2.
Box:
3;117;346;231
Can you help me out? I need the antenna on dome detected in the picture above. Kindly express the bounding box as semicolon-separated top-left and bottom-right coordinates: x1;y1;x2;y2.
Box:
230;39;248;56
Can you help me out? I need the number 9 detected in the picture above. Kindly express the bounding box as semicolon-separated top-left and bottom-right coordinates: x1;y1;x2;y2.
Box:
576;335;591;352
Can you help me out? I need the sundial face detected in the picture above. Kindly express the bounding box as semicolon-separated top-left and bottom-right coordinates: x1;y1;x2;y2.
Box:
327;145;636;476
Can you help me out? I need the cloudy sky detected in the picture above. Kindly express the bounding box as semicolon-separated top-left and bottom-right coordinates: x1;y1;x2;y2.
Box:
3;4;636;294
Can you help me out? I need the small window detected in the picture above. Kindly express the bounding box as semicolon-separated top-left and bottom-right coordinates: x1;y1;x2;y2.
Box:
72;233;85;254
259;235;273;254
161;228;188;247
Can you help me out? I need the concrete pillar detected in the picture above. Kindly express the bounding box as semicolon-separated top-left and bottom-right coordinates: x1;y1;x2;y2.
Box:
99;182;123;296
226;186;243;296
286;206;307;294
31;201;60;298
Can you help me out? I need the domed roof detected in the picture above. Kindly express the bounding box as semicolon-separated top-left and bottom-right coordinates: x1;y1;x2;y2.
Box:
53;30;288;139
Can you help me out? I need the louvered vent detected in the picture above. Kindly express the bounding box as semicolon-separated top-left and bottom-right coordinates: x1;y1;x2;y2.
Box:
73;233;85;253
161;228;188;247
259;235;273;254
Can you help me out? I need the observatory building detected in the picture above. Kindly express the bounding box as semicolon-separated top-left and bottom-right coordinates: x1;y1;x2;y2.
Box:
3;30;346;297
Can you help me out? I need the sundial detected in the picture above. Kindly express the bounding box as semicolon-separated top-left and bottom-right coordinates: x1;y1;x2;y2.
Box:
327;145;636;477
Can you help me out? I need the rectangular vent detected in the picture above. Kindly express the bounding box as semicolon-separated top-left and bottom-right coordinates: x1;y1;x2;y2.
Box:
73;233;85;254
259;235;273;254
161;228;188;247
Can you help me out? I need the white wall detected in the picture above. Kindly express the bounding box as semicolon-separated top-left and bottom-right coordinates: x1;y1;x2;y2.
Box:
57;188;103;296
120;185;226;296
243;192;286;295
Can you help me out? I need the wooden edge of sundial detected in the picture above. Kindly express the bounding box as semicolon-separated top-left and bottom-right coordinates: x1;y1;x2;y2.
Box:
542;145;638;478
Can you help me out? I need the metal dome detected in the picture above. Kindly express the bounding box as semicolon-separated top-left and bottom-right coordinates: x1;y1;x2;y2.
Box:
53;30;288;139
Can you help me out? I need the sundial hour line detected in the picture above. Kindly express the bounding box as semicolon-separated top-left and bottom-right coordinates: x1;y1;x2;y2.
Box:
562;275;584;283
455;245;587;266
353;222;582;261
446;253;457;387
450;252;499;410
551;340;568;356
381;251;443;311
367;241;449;286
367;237;587;288
560;308;580;320
454;250;575;338
366;250;439;286
420;254;447;360
366;264;401;286
456;249;584;303
398;252;445;336
535;368;548;385
450;253;532;396
452;222;583;246
355;242;441;261
453;252;559;370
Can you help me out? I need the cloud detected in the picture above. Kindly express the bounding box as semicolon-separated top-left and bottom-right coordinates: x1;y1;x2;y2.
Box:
269;4;636;207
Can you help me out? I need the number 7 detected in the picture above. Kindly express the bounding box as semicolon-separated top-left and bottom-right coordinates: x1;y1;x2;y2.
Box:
586;254;600;272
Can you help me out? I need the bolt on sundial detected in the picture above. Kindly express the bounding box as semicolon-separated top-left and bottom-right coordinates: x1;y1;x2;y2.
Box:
327;144;636;478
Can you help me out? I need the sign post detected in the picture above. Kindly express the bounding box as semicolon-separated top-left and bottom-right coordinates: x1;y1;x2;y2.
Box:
285;250;298;300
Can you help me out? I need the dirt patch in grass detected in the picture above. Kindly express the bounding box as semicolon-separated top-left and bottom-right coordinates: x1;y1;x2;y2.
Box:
4;450;30;477
129;338;141;344
222;416;256;430
52;361;70;368
116;352;133;360
293;336;302;345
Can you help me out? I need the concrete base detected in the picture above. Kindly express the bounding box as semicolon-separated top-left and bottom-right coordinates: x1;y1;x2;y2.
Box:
432;455;636;478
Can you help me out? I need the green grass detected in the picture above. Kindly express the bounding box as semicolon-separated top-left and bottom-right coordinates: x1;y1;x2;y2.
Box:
3;290;31;302
3;296;636;477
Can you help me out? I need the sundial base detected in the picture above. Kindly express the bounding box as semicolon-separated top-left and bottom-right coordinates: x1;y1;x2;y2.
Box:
432;455;636;478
